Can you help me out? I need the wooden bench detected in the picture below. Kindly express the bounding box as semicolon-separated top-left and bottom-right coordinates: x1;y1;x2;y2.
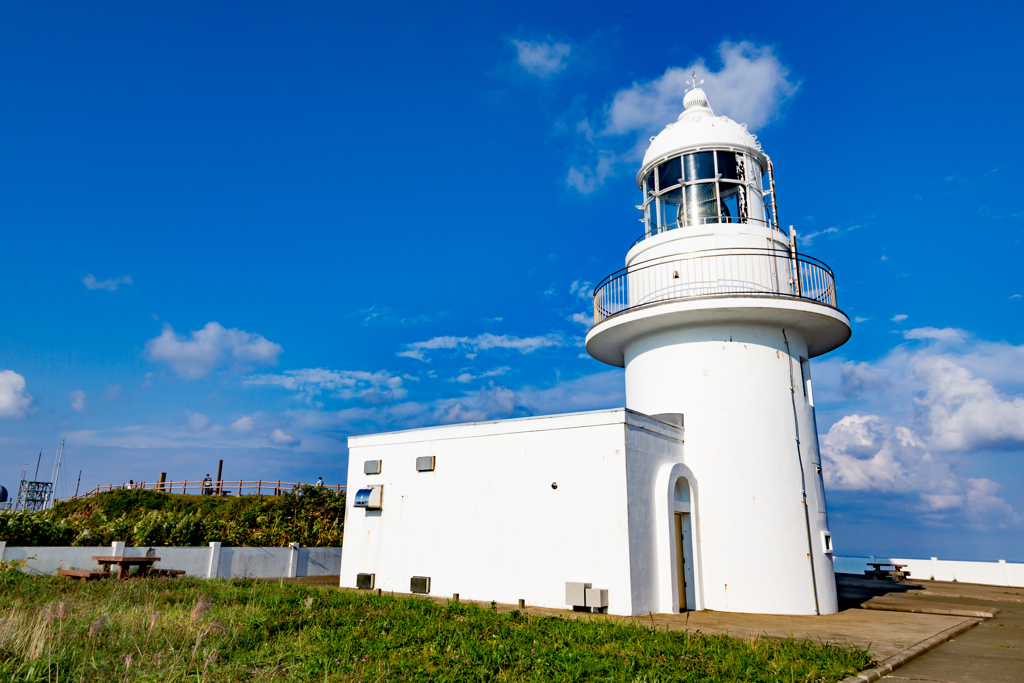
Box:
151;568;186;578
865;562;912;582
58;569;110;581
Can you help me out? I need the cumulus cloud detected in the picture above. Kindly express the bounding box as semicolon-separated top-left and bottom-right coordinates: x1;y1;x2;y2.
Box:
903;327;967;342
0;370;33;419
302;370;625;434
571;312;594;327
813;328;1024;528
231;415;255;433
450;367;510;384
605;42;796;138
247;368;407;405
269;428;300;447
83;274;133;291
69;390;86;413
145;322;283;379
511;38;571;77
891;314;908;322
188;413;211;432
821;415;1018;526
398;333;564;362
568;41;797;194
566;152;616;194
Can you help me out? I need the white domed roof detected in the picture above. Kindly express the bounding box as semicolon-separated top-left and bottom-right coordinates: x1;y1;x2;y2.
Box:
638;87;764;187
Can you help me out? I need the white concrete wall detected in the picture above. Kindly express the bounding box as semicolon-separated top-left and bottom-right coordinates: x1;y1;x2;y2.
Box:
0;541;340;579
835;556;1024;587
624;323;837;615
340;409;685;617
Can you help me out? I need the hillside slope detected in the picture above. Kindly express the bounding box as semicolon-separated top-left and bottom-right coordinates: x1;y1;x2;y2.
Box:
0;486;345;547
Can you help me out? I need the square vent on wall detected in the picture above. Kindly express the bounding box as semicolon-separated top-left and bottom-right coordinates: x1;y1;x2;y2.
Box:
356;573;375;590
410;576;431;594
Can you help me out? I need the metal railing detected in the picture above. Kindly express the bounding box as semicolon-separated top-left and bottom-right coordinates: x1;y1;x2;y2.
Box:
55;479;345;503
593;247;837;324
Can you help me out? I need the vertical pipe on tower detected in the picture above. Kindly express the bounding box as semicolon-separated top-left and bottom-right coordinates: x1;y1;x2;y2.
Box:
783;329;820;615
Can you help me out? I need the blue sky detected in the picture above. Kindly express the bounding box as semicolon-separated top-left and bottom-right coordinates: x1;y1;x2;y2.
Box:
1;1;1022;560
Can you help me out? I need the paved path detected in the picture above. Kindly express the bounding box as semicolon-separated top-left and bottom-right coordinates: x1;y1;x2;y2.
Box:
878;581;1023;683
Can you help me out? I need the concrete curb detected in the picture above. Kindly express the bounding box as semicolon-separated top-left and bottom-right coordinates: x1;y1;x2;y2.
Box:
839;617;984;683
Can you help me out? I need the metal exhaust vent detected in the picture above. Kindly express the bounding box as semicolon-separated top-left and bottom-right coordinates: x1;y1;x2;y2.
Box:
410;576;431;594
356;573;375;590
416;456;435;472
363;460;382;475
353;486;382;510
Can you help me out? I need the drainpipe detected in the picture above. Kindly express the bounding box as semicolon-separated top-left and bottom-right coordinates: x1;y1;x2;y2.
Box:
783;329;820;615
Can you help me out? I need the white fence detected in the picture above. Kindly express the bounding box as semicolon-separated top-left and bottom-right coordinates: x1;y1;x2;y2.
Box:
0;541;341;580
835;555;1024;587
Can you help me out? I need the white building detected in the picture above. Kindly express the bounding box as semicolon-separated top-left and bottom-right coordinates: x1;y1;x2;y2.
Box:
340;80;850;616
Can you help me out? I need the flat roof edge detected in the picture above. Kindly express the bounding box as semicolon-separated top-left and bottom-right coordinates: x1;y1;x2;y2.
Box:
347;407;683;447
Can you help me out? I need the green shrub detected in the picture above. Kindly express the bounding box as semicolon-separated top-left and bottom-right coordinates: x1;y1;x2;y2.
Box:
0;486;344;547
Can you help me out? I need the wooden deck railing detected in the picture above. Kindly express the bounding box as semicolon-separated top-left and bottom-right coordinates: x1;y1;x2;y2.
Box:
56;479;345;503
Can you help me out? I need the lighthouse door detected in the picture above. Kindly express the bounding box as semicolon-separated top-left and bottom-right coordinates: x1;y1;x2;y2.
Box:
674;513;688;611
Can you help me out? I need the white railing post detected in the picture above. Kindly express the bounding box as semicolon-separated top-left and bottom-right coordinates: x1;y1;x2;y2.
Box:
287;542;301;578
207;542;222;579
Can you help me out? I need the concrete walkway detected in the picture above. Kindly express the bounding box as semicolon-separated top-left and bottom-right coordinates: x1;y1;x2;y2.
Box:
877;581;1023;683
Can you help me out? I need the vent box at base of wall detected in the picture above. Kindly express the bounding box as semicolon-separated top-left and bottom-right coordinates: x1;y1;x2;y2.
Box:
410;576;431;594
416;456;435;472
364;460;382;475
353;486;382;510
356;573;375;590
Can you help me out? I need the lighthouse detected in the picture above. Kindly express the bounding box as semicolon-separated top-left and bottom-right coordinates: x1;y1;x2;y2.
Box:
585;75;850;615
341;76;848;618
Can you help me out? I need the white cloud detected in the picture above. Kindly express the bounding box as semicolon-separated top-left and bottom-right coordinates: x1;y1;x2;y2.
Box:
69;390;86;413
247;368;407;405
821;415;1018;526
398;333;563;362
903;326;967;342
145;322;283;379
891;314;909;322
801;227;839;244
853;317;870;323
571;312;594;327
188;412;211;432
231;415;255;433
0;370;33;419
566;152;617;194
83;274;133;291
604;42;797;138
450;367;510;384
269;428;300;447
512;39;571;78
570;41;797;194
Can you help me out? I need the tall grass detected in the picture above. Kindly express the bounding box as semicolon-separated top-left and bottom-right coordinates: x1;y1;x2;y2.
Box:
0;569;875;682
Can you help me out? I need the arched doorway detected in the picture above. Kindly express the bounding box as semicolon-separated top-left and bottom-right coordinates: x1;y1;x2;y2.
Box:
672;477;695;612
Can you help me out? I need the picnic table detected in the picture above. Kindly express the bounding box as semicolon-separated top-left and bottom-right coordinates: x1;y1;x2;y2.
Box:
91;555;161;579
865;562;911;581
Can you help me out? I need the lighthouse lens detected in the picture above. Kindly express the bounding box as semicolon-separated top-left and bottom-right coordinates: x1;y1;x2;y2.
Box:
683;183;719;225
683;152;715;182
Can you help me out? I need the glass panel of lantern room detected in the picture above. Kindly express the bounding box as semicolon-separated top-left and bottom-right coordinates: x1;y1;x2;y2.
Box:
657;157;682;192
683;152;715;182
683;182;719;225
746;187;766;226
719;183;742;223
716;151;741;181
661;186;683;230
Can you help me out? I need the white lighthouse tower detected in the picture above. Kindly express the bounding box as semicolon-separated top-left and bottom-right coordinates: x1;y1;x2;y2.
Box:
585;76;851;615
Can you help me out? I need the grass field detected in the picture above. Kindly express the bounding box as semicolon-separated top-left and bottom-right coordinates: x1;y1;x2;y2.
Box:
0;569;875;682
